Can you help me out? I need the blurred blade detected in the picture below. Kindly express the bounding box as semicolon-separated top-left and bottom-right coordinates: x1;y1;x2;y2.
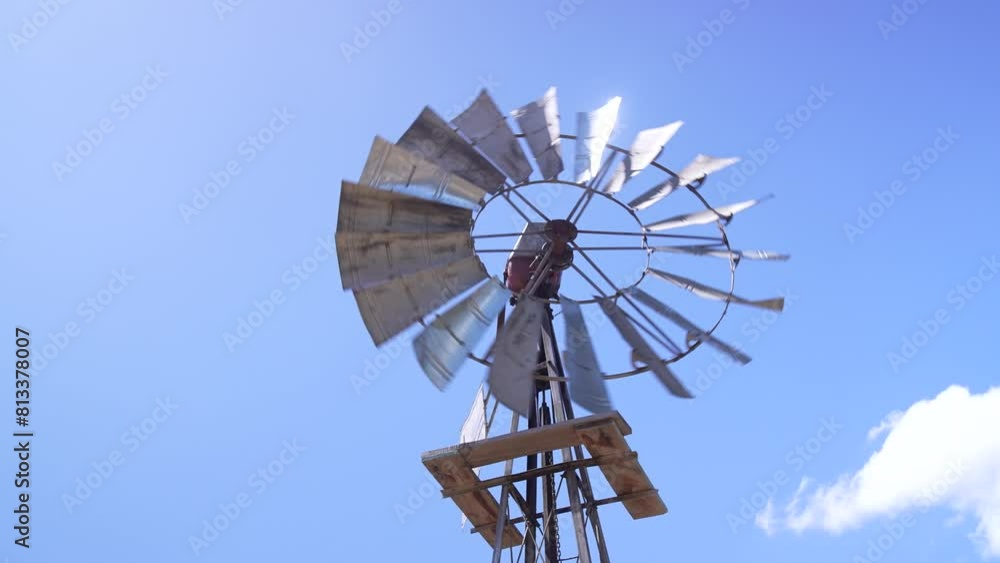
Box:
628;177;679;211
512;86;563;180
460;383;490;444
644;194;774;231
598;297;692;399
603;121;683;194
452;90;533;184
574;97;622;184
652;244;790;261
414;277;510;390
561;298;612;413
336;231;474;290
354;256;488;345
360;137;487;210
677;154;739;185
336;181;471;234
488;297;545;417
625;288;750;364
649;268;785;311
397;107;506;193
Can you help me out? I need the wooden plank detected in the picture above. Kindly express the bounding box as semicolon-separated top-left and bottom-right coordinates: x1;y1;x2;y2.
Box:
424;452;523;548
576;422;667;519
422;411;631;469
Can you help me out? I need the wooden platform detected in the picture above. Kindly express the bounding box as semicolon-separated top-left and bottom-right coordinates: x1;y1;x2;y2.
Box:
421;411;666;548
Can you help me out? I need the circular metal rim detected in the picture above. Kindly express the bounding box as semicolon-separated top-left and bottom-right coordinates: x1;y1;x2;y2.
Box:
465;133;739;379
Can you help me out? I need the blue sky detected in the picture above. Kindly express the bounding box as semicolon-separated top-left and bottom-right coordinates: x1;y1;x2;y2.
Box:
2;0;999;561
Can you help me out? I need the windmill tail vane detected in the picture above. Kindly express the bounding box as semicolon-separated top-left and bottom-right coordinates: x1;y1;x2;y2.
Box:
335;86;787;562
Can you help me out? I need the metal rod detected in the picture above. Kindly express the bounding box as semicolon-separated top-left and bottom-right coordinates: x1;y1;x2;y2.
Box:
473;231;545;240
492;413;521;563
471;490;659;533
478;246;649;253
502;192;536;225
442;453;637;498
510;188;552;222
575;229;723;242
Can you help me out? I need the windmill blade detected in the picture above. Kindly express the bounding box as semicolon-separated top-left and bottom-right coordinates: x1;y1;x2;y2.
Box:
451;90;533;184
625;288;750;364
413;277;511;390
397;107;506;193
336;232;474;291
459;383;490;444
649;268;785;311
628;177;679;211
360;137;488;210
598;297;693;399
560;297;612;413
512;86;563;180
644;194;774;231
652;244;790;262
603;121;683;194
353;256;488;346
677;154;739;185
488;297;545;417
574;97;622;184
337;181;471;234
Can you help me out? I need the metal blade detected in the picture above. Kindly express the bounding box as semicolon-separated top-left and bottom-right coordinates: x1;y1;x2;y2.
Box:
512;87;563;180
644;194;774;231
360;137;488;210
677;154;739;185
413;277;510;390
625;288;750;364
603;121;683;194
628;177;679;211
574;97;622;184
598;297;692;399
336;231;474;290
460;383;490;444
397;107;506;193
649;268;785;311
488;297;545;417
337;181;471;234
561;297;612;413
353;256;488;345
452;90;533;184
652;244;790;262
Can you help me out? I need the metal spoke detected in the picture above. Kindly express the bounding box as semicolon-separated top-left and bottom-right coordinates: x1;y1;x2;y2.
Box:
472;231;544;240
510;188;552;222
576;229;724;242
478;246;649;253
501;192;536;225
568;151;616;223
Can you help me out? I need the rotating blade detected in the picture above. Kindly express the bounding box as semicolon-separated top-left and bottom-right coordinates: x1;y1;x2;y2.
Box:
336;181;471;234
652;244;790;262
460;383;489;445
676;154;739;186
628;177;679;211
644;194;774;231
336;231;474;290
561;297;612;413
625;288;750;364
397;107;506;193
574;97;622;184
452;90;533;184
598;297;693;399
512;86;563;180
488;297;545;417
603;121;683;194
360;137;488;210
649;269;785;311
353;256;488;346
413;277;511;390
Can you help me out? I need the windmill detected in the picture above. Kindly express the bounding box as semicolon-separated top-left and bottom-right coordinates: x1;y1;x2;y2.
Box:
336;87;787;562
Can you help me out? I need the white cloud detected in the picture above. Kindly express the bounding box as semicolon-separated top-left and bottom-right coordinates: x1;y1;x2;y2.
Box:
758;385;1000;558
